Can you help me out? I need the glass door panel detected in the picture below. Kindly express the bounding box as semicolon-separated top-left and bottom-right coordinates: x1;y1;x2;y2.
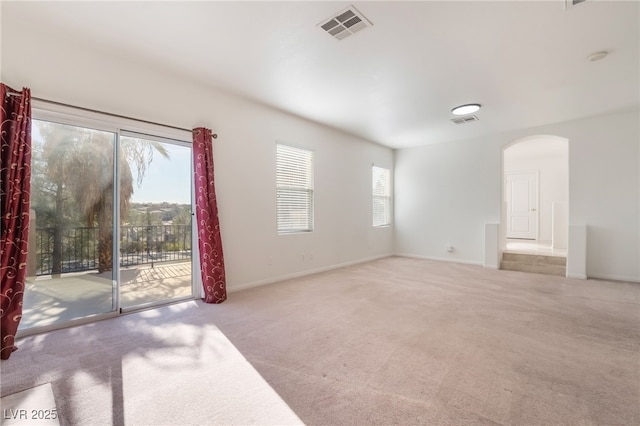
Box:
119;135;193;309
21;120;117;329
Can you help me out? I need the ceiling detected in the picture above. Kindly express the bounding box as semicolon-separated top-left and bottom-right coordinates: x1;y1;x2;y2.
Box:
2;1;639;149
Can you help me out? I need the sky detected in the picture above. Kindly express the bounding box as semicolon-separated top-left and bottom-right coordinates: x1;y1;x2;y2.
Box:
31;121;193;205
129;142;192;205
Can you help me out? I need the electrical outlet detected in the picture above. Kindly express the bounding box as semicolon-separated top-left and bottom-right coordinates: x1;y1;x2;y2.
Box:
446;243;454;253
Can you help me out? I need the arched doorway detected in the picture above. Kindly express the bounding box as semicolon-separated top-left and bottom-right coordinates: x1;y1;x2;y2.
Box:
500;135;569;274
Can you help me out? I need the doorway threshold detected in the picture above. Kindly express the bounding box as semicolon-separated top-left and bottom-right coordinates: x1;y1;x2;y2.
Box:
505;239;567;258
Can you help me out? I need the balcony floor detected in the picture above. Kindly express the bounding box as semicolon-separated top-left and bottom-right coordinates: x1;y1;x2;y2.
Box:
20;260;193;330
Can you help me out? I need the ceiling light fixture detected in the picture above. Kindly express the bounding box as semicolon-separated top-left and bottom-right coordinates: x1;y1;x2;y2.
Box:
451;104;481;116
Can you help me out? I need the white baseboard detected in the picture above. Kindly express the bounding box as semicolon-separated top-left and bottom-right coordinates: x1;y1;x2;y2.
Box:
566;273;587;280
228;254;393;293
394;253;484;267
587;273;640;283
227;255;639;292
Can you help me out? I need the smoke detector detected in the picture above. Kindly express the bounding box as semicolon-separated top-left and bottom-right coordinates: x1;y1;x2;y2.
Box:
319;6;372;41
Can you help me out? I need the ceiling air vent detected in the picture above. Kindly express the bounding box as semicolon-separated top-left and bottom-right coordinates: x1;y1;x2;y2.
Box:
320;6;372;41
451;115;479;125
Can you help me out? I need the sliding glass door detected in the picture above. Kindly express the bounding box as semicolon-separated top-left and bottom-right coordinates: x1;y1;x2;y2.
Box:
119;133;193;310
22;119;118;329
20;118;193;332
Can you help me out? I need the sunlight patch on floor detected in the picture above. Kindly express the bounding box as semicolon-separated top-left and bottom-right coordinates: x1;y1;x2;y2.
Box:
1;383;59;425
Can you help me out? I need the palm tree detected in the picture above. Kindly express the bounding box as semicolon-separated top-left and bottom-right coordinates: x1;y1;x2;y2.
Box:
66;133;133;273
36;121;169;273
36;122;93;275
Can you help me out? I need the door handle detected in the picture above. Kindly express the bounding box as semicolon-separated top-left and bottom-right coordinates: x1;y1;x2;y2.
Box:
530;208;536;212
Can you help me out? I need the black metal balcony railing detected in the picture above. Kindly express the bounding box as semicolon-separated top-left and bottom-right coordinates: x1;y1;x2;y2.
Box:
35;224;192;276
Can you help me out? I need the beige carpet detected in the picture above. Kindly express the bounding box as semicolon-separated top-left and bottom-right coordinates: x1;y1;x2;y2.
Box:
2;256;639;425
0;301;302;425
207;256;639;425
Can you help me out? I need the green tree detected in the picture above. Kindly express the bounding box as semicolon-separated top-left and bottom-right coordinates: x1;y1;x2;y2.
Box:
172;205;192;252
35;121;169;273
35;122;93;275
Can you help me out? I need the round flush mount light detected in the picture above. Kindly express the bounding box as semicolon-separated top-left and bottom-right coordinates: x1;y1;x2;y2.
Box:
451;103;481;116
587;51;608;62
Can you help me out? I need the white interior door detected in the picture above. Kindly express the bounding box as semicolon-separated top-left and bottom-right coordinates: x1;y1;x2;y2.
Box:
506;171;538;239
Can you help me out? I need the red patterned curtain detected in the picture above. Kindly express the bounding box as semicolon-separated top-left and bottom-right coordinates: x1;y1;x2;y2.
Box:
192;127;227;304
1;84;32;360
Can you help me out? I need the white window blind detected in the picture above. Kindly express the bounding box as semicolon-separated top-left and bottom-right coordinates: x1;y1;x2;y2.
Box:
277;144;314;233
372;166;391;227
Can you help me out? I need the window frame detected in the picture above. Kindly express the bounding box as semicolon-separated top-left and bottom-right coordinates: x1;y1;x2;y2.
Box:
372;165;392;227
276;143;314;234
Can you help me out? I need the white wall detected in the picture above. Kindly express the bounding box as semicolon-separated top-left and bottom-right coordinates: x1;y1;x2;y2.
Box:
396;109;640;282
3;13;638;285
394;137;501;265
504;144;569;243
1;21;394;289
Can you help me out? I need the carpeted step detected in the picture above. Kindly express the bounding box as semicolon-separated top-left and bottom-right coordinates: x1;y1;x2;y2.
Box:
502;252;566;266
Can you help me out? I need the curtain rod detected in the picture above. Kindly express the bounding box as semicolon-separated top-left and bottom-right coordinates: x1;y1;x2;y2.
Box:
6;92;217;139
